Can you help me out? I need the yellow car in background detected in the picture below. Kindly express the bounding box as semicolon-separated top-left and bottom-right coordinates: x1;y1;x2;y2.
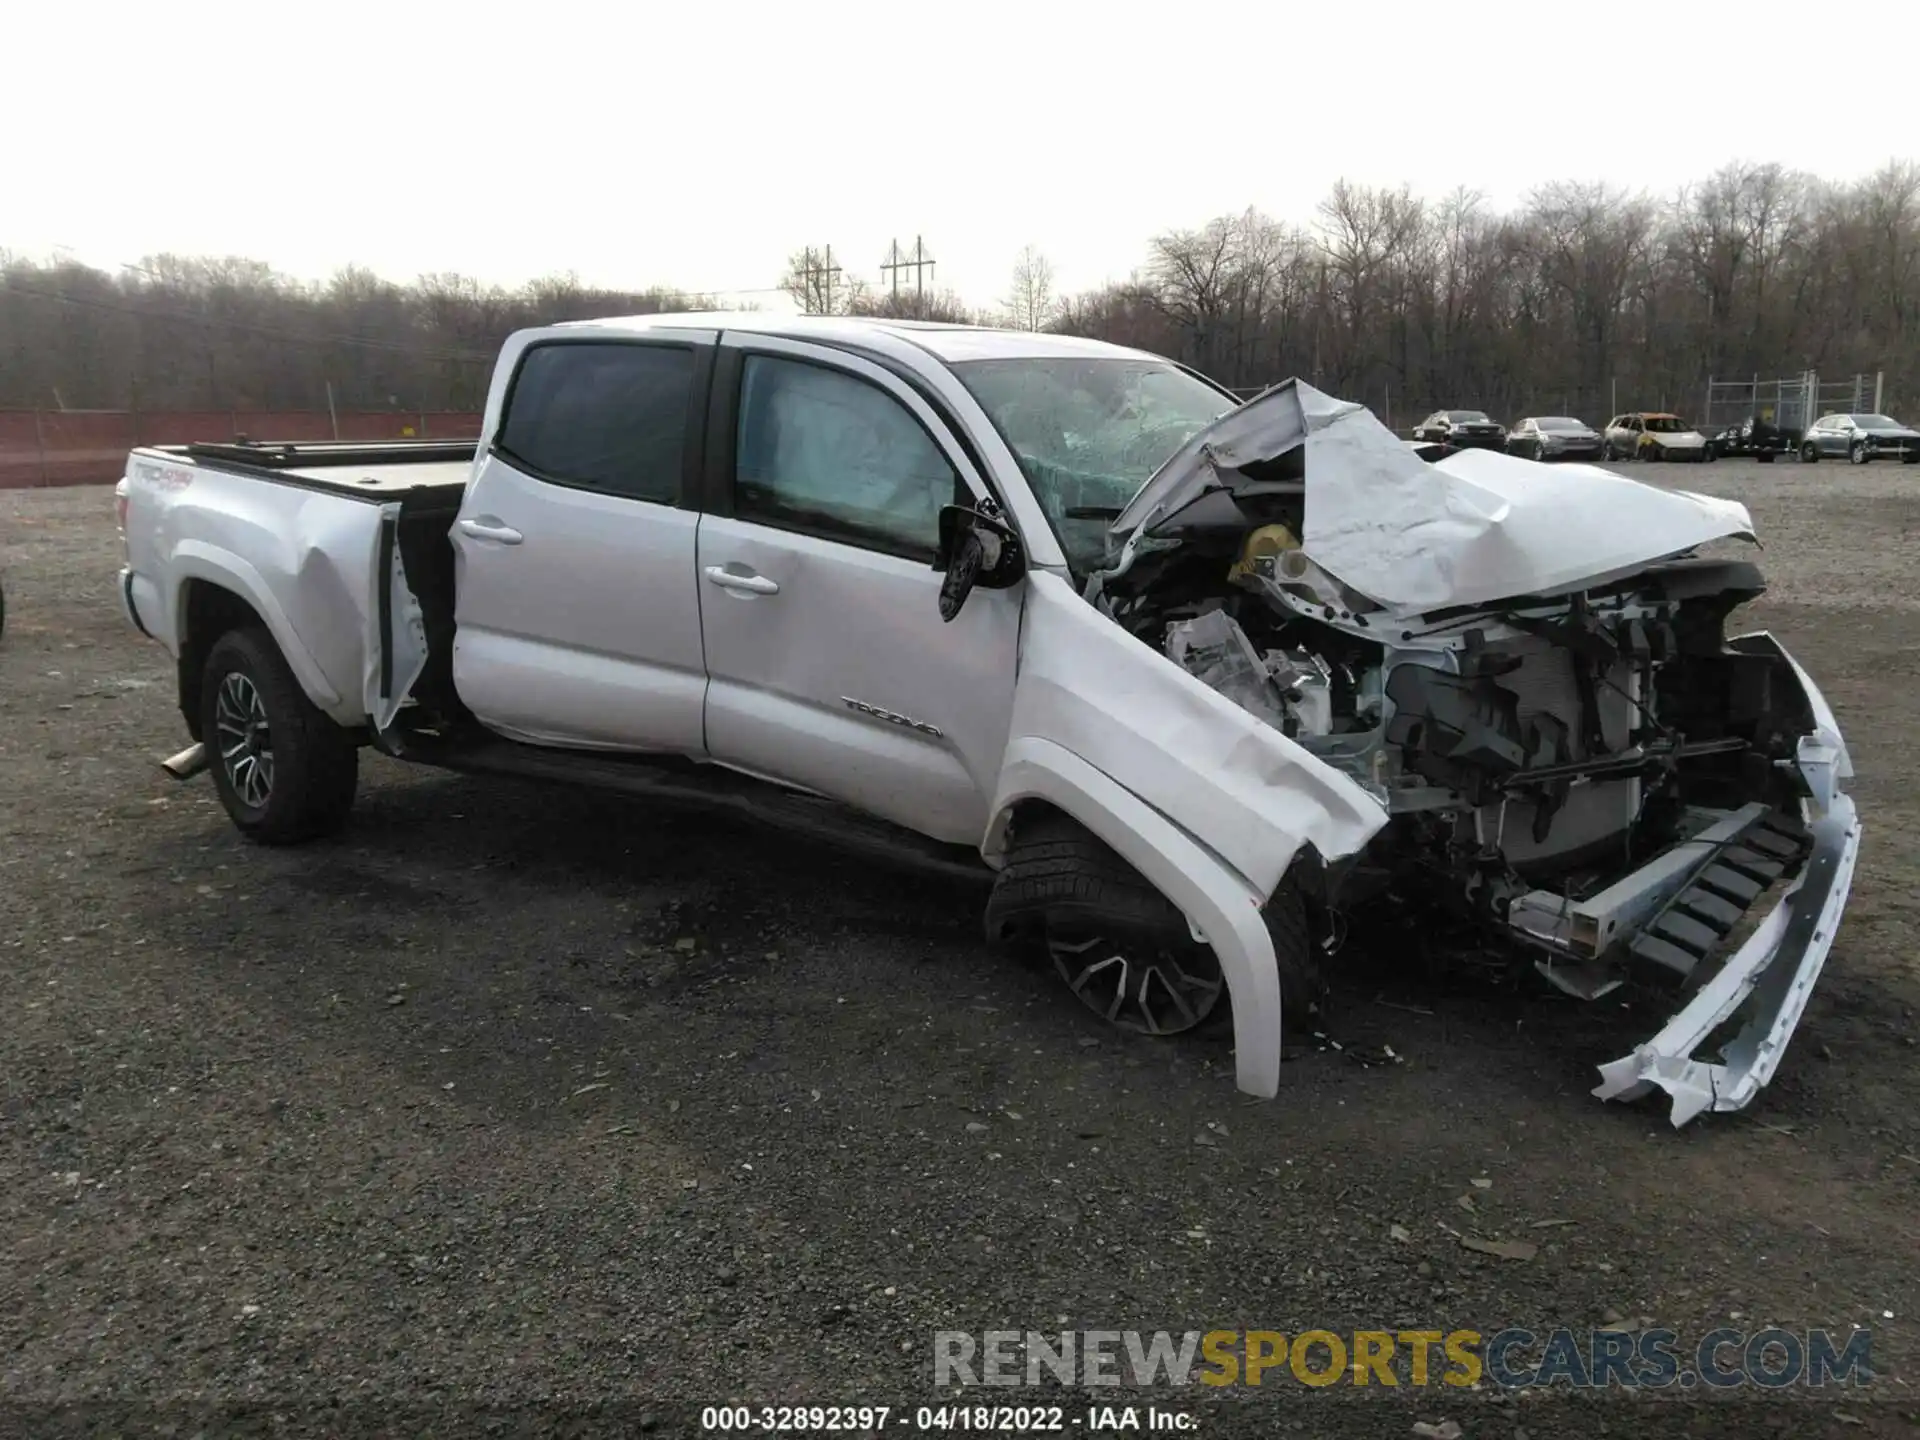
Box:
1601;412;1711;462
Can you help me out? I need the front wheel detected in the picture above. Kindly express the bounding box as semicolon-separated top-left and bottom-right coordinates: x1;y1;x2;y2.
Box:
1849;442;1870;465
200;627;359;844
985;812;1320;1037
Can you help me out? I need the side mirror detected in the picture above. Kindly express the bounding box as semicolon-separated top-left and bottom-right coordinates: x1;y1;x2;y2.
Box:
935;504;1024;622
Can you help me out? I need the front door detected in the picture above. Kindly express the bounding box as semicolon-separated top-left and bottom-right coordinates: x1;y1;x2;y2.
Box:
694;335;1022;846
451;329;715;753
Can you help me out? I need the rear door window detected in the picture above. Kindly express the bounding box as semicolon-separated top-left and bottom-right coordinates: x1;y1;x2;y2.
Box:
496;342;695;504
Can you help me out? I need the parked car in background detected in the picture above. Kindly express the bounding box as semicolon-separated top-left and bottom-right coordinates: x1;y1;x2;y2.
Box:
1707;416;1792;463
1410;410;1506;451
1506;416;1603;462
1602;413;1710;462
1799;413;1920;464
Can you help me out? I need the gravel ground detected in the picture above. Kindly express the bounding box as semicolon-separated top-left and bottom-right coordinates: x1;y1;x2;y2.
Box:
2;461;1917;1438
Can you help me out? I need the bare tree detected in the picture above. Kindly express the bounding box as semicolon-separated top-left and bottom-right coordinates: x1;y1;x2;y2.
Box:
779;246;861;316
849;287;974;323
1003;245;1055;331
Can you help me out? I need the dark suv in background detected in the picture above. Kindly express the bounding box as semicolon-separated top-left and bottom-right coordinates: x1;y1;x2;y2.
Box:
1411;409;1506;451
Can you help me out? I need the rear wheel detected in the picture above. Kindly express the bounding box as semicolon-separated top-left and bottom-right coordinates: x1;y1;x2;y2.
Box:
200;627;359;844
985;811;1320;1037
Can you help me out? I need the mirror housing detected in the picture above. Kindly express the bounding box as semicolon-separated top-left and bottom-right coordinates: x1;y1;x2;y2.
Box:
934;503;1024;622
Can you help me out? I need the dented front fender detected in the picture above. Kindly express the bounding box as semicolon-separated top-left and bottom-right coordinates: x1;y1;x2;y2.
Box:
993;574;1388;898
983;575;1390;1100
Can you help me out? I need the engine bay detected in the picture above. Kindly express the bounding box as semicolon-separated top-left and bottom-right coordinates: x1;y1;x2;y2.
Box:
1090;457;1820;990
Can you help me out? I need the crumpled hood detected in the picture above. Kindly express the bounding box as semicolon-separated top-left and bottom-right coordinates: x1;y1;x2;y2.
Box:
1111;379;1757;614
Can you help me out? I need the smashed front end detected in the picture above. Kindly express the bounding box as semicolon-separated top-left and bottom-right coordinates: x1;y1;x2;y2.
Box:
1093;381;1861;1125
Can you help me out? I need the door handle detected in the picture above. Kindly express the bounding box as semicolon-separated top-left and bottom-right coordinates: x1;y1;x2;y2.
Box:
703;565;780;595
458;518;524;544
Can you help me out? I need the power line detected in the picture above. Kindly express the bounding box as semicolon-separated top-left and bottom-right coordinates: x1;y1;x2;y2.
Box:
796;246;842;315
880;236;936;305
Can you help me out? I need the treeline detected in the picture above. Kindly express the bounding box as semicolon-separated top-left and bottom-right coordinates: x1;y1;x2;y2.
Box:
4;159;1917;421
0;258;715;411
1052;161;1920;420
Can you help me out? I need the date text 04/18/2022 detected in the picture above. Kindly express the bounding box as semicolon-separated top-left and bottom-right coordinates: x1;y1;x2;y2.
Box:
698;1405;1196;1431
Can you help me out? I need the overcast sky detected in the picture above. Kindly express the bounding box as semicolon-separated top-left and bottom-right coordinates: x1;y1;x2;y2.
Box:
8;0;1915;311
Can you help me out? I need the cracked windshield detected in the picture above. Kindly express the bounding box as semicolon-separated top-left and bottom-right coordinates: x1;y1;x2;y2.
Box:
951;357;1235;570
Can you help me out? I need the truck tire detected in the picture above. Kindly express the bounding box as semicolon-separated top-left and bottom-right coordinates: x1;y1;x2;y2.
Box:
985;810;1320;1037
199;626;358;844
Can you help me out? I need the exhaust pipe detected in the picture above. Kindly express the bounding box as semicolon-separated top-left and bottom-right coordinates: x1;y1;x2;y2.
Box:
161;742;209;781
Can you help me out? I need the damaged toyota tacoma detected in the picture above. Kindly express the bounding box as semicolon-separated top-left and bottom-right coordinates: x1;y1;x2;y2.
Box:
113;315;1860;1126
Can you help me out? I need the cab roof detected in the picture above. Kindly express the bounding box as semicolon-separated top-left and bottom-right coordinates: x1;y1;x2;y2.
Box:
556;310;1169;366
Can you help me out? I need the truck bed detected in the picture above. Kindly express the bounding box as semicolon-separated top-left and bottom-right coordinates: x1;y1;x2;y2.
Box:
139;439;477;499
121;439;472;735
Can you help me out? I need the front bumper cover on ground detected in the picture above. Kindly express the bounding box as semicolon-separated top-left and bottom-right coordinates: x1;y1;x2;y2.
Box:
1592;794;1860;1125
1592;634;1860;1126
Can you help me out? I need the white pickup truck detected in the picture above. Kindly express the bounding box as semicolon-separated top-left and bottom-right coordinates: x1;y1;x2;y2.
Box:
116;313;1861;1125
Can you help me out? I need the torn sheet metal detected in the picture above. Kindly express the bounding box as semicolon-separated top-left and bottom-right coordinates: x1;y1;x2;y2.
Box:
1111;380;1759;614
1006;571;1388;900
362;502;430;734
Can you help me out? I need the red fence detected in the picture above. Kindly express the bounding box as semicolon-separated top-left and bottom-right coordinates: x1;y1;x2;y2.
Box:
0;410;485;489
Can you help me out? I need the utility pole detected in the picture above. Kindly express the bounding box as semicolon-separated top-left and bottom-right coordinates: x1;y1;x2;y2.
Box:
880;235;936;314
799;245;842;315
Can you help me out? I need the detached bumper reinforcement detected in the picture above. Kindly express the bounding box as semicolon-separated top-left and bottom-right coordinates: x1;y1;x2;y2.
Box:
1592;793;1861;1126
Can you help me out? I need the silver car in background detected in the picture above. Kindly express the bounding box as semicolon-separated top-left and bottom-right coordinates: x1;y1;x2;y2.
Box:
1799;413;1920;464
1507;415;1603;462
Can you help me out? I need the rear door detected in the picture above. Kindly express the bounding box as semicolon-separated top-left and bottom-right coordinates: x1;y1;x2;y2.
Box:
451;329;715;752
693;334;1021;846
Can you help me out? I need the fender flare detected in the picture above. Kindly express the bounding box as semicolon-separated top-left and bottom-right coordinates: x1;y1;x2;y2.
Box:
170;544;345;711
984;736;1285;1100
